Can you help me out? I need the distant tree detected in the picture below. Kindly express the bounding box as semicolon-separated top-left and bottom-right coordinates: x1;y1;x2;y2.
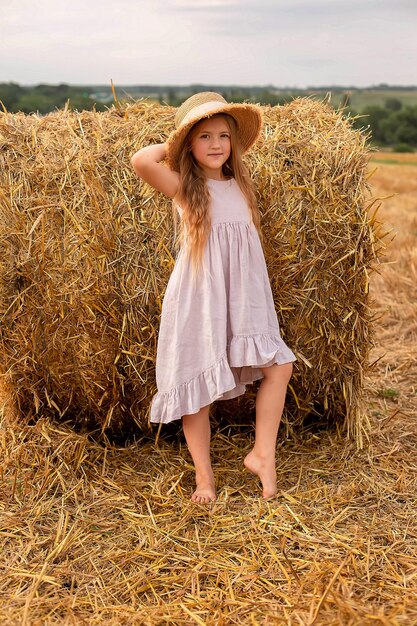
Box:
393;142;414;153
12;91;106;114
66;96;106;112
32;83;68;97
384;97;402;112
380;106;417;146
12;93;52;114
190;85;205;95
165;88;177;105
359;105;390;144
0;82;25;110
257;90;291;106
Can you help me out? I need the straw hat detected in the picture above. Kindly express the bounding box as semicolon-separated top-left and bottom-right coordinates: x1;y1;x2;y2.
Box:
165;91;263;171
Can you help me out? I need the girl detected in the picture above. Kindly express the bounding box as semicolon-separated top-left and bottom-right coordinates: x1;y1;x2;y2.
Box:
131;92;296;504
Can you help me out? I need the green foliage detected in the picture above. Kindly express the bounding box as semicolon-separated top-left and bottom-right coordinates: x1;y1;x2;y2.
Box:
0;82;106;114
381;106;417;145
12;93;53;114
0;82;25;110
385;97;402;112
359;105;391;143
350;103;417;148
393;142;415;153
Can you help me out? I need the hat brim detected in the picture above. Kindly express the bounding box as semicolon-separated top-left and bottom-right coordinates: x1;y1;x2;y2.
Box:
165;102;263;172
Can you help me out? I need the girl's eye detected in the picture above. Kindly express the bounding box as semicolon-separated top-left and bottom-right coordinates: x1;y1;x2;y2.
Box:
198;133;229;139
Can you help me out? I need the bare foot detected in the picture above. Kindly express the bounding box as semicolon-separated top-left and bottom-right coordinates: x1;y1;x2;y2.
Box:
191;471;216;504
244;450;277;498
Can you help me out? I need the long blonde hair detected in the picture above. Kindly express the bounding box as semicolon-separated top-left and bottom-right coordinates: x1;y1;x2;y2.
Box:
171;113;262;281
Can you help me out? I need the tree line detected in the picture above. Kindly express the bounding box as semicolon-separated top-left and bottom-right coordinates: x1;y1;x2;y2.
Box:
0;83;108;115
1;82;416;151
348;98;417;152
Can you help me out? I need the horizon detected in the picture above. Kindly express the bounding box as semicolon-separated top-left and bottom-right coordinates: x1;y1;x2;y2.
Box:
11;82;417;90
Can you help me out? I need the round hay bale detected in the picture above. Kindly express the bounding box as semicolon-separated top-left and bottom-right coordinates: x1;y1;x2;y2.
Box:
0;99;380;442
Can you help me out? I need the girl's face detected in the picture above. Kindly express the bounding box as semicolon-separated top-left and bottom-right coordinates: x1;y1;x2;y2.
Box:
190;116;232;179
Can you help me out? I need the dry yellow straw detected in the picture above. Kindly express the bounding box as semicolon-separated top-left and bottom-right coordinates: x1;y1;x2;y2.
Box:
0;98;384;442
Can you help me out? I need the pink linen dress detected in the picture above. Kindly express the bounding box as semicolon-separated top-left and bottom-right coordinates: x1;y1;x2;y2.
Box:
150;177;296;424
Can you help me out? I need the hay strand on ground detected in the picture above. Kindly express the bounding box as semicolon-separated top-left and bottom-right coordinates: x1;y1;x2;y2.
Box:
0;402;416;625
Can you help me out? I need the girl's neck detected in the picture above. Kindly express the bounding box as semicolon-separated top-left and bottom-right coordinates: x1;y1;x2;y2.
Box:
206;175;232;182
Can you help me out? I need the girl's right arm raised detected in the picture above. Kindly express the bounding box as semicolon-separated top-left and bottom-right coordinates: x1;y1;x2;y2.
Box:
130;143;180;199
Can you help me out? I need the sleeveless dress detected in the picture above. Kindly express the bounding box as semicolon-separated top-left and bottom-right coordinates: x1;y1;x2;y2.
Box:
150;177;296;424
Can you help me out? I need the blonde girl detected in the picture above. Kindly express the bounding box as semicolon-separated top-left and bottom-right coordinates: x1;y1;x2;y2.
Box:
131;92;295;503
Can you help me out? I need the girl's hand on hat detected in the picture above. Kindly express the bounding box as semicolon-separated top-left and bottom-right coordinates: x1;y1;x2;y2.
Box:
131;143;180;199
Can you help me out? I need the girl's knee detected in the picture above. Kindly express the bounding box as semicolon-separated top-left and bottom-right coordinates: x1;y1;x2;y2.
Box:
261;362;293;384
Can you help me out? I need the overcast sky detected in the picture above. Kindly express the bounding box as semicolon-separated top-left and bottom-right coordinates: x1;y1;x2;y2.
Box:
1;0;416;87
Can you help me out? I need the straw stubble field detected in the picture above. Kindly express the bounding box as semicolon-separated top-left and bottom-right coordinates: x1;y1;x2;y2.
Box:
1;151;416;624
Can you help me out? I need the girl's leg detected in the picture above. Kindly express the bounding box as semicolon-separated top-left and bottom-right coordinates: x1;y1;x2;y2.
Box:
244;362;293;498
182;403;216;503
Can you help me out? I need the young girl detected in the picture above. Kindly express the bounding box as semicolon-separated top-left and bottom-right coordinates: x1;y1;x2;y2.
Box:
131;92;296;503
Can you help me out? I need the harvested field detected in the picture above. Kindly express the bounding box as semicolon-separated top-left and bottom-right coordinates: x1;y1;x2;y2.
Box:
0;154;416;624
370;150;417;166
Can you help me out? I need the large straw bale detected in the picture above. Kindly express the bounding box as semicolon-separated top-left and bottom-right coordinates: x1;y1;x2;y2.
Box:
0;98;380;441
